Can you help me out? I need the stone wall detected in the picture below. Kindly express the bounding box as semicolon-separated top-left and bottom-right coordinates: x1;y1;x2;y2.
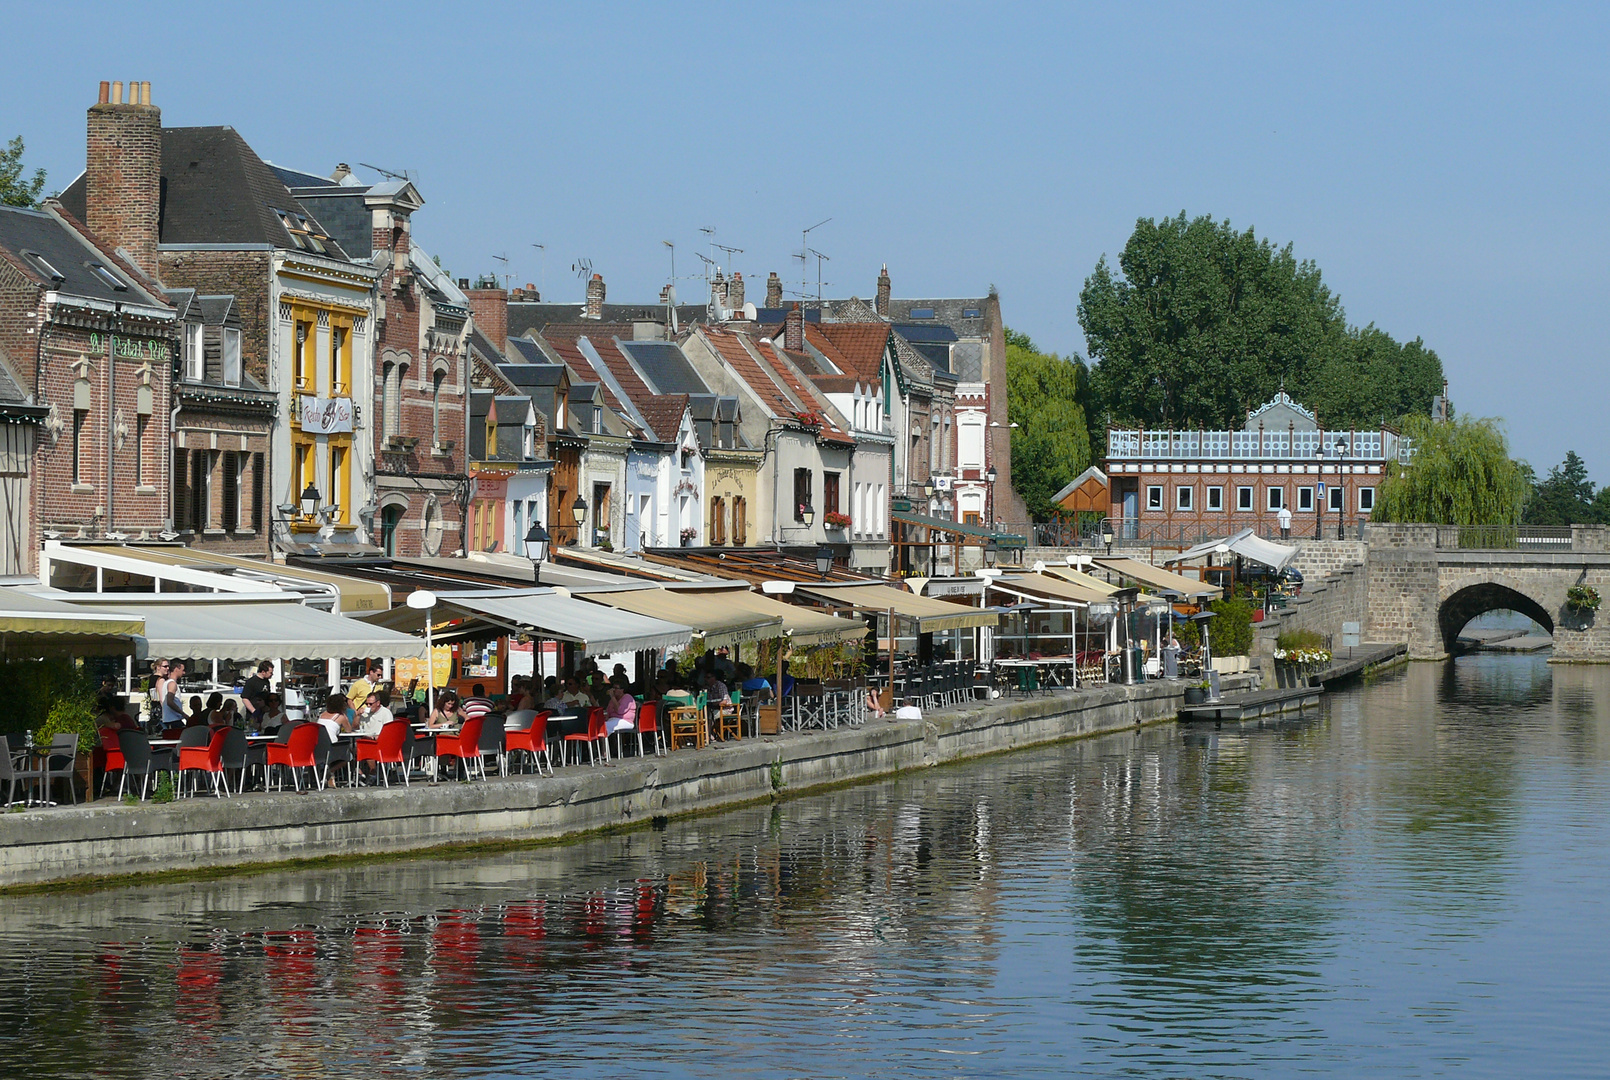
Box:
1253;560;1369;677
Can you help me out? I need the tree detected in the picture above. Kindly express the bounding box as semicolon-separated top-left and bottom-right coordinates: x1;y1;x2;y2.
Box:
1372;415;1530;526
0;136;47;209
1523;451;1601;525
1006;329;1092;521
1079;212;1444;430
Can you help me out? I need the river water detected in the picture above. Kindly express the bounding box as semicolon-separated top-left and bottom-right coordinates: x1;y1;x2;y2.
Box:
1;653;1606;1079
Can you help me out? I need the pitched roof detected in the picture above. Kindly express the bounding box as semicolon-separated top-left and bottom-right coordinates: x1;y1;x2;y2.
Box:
636;394;690;444
698;326;803;418
617;339;710;396
754;341;853;445
508;302;706;340
0;205;170;308
537;324;647;424
59;127;346;255
809;322;889;382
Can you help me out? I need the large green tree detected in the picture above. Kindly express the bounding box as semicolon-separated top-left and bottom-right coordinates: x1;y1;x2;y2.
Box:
1078;212;1444;430
0;136;47;209
1372;415;1530;526
1006;329;1092;520
1523;450;1602;525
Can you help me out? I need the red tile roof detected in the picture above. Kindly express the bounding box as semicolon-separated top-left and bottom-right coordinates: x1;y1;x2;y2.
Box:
699;326;801;418
636;394;690;444
756;340;853;445
810;322;889;382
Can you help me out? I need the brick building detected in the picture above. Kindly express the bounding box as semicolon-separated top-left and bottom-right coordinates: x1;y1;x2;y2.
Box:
0;199;176;573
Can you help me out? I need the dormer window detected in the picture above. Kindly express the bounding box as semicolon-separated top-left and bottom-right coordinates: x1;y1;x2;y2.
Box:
523;423;534;458
486;417;498;456
222;327;242;387
184;322;204;381
86;262;127;291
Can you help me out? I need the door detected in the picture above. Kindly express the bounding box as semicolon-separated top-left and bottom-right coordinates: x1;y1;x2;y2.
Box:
1121;486;1138;539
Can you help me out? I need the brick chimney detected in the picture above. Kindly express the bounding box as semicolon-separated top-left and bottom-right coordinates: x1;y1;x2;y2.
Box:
729;271;744;311
464;286;508;353
585;273;605;320
765;271;783;308
875;263;891;317
85;79;161;279
784;303;803;352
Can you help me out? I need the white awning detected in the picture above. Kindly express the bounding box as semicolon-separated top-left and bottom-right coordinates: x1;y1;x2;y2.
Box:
1165;528;1299;572
0;588;146;659
49;594;426;660
363;588;691;656
1090;556;1222;599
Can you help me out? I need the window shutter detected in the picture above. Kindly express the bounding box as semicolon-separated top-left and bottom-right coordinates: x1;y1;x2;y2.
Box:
190;451;207;531
172;448;189;531
221;451;239;531
251;452;265;530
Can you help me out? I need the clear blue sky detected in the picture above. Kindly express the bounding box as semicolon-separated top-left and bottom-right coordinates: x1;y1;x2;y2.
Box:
5;2;1606;478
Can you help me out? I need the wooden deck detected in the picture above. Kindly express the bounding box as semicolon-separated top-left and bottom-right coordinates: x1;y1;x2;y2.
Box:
1310;642;1408;685
1178;685;1321;722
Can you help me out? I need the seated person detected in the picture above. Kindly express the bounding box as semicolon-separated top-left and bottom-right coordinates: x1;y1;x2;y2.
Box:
560;678;591;708
461;683;494;722
316;693;351;741
703;671;729;714
604;685;637;735
186;695;209;728
427;693;462;729
359;689;393;737
739;663;774;702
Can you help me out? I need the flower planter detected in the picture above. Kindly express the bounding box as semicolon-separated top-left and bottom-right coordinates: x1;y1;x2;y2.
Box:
1183;686;1207;705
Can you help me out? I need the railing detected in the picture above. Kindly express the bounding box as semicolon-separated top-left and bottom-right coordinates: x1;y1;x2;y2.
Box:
1108;427;1392;461
1448;525;1574;550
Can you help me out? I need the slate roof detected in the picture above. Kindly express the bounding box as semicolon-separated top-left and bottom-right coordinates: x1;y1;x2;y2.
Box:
0;204;170;308
508;302;707;340
59;127;346;256
283;188;371;258
636;394;690;444
198;294;236;326
881;297;989;339
617;339;710;396
493;396;534;426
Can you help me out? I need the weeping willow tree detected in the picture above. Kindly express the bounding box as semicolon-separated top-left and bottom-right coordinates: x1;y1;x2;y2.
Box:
1373;415;1529;525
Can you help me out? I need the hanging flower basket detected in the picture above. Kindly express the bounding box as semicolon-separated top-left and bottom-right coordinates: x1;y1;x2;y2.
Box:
1566;585;1600;613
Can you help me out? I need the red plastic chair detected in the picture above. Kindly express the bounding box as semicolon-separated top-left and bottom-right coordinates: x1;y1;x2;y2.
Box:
98;726;125;797
179;728;230;798
355;720;411;787
504;711;553;776
433;715;487;781
564;707;609;767
266;723;320;792
636;702;665;758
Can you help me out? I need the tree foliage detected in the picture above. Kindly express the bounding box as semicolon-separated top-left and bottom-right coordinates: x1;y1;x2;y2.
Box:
1523;450;1609;525
1078;212;1445;431
1005;329;1092;520
0;136;47;209
1372;415;1530;526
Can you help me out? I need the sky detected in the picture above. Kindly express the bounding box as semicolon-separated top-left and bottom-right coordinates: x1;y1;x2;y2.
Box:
4;2;1606;479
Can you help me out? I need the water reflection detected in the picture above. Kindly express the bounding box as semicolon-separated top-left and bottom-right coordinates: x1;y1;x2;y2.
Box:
2;654;1608;1078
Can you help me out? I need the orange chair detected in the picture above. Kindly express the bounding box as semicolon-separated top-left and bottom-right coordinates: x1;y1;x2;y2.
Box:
433;716;487;781
179;727;229;798
97;726;125;798
563;707;609;766
266;723;320;792
355;720;411;786
505;711;553;775
636;702;665;757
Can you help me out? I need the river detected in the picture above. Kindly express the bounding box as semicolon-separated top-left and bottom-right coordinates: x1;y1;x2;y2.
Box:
1;653;1606;1078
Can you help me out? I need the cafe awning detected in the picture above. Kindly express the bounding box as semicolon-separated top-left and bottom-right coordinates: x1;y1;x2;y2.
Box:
50;594;426;661
363;588;691;656
890;510;1028;548
1091;556;1222;600
0;589;146;659
575;585;781;650
663;584;868;648
798;582;997;633
1042;566;1123;595
1165;528;1298;571
990;572;1105;606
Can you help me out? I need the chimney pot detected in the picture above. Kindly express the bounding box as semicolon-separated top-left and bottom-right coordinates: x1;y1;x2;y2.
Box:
140;81;151;106
98;81;109;105
784;303;803;352
765;271;783;309
876;263;891;317
111;81;123;105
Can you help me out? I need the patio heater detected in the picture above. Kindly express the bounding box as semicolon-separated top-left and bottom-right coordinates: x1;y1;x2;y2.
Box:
1192;609;1220;701
814;544;834;578
1113;586;1141;685
524;521;551;584
406;589;438;713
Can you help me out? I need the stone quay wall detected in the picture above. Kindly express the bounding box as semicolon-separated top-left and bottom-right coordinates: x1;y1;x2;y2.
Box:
0;683;1183;889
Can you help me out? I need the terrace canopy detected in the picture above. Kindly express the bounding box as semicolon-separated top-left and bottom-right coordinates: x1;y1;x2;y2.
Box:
663;584;867;647
1165;528;1299;572
363;588;690;656
797;583;997;633
573;584;781;650
0;589;146;659
1091;556;1222;600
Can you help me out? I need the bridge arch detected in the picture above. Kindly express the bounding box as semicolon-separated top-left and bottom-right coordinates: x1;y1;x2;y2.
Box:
1438;581;1554;654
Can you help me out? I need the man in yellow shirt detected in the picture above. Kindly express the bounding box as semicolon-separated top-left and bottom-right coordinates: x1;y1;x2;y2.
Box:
346;661;383;721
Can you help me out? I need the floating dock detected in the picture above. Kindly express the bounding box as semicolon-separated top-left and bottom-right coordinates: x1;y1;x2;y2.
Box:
1178;685;1321;722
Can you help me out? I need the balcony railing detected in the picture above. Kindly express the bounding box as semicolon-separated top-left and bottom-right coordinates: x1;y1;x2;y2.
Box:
1108;428;1394;461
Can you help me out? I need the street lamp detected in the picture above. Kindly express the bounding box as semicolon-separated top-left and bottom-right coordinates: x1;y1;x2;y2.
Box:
1315;447;1326;539
983;539;999;569
814;544;834;578
300;482;320;518
524;521;551;584
985;464;998;485
922;477;935;500
800;504;816;528
1101;522;1114;554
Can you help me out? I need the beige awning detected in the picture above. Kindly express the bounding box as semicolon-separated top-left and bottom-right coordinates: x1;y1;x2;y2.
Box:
362;589;691;656
991;572;1108;605
0;589;146;659
666;585;867;648
798;582;997;633
1042;566;1123;596
577;586;781;650
70;545;392;614
1092;556;1222;600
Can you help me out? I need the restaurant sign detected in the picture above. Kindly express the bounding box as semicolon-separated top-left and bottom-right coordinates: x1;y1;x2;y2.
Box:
300;396;353;434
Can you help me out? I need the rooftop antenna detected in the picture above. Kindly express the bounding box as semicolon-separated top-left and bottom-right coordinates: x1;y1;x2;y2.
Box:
800;218;831;308
662;241;678;333
699;227;716;285
571;257;593;301
807;247;831;304
358;162;411;181
531;243;546;298
492;252;510;291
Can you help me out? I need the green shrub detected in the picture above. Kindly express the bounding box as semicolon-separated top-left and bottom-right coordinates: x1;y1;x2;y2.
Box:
35;693;99;749
1208;598;1253;656
0;658;97;742
1276;628;1326;653
1174;618;1200;652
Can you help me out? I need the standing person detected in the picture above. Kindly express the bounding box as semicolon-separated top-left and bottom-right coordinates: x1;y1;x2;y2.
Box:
461;683;494;723
1277;503;1293;540
149;658;170;724
160;660;187;729
242;661;273;730
347;662;382;718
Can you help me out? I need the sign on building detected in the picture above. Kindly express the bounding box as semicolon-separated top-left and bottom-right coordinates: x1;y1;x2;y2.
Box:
300;396;354;434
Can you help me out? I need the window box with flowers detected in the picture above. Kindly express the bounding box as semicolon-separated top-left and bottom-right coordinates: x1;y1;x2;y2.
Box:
823;511;852;531
679;526;698;547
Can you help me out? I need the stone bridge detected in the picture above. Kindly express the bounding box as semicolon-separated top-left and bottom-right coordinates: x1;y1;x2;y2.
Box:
1365;524;1610;660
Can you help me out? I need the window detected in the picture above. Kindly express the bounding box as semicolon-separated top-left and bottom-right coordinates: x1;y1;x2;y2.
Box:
1328;485;1344;512
221;450;240;531
294;321;311;389
485;416;497;456
251;452;265;530
794;468;813;521
1237;486;1254;511
962;308;981;318
1146;485;1163;511
134;414;147;485
329;324;349;395
592;483;612;545
432;370;445;448
184;322;204;381
910;308;935;319
328;442;350;524
876;483;886;535
1207;485;1223;511
710;496;727;545
1297;486;1314;512
222;328;241;387
71;409;86;485
381;360;398;440
733;496;747;545
1358;487;1376;512
523;423;535;459
292;437;315;518
86;262;127;292
823;471;841;514
381;505;403;556
1267;487;1285;511
1176;485;1193;511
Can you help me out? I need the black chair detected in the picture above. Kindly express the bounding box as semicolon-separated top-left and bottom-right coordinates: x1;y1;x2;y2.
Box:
219;728;249;794
116;729;159;800
312;725;353;788
0;736;24;805
478;714;507;777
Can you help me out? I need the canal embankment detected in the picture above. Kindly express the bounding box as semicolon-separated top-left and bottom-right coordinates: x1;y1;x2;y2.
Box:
0;680;1186;889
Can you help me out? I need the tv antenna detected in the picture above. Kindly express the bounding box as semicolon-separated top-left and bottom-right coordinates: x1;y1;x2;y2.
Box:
571;257;594;302
531;243;546;298
358;162;411;181
799;218;831;309
491;252;510;291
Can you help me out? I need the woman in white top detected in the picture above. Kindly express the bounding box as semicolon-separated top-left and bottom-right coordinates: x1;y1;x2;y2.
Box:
316;692;351;743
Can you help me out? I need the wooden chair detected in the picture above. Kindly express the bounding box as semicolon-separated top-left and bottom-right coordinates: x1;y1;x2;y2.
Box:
666;703;703;751
713;691;742;742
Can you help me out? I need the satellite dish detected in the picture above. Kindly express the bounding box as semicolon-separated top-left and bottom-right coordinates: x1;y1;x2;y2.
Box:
742;302;757;320
666;285;678;306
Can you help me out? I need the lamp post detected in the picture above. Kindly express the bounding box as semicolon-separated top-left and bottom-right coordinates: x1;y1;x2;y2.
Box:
406;589;438;713
300;482;320;519
571;495;587;545
1102;522;1114;555
524;521;551;584
1314;447;1326;539
814;544;834;578
985;463;998;526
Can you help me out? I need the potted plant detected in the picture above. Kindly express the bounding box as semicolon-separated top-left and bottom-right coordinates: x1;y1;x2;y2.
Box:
679;526;697;547
1274;629;1333;688
1183;681;1209;705
823;510;852;531
34;693;100;802
1564;585;1600;630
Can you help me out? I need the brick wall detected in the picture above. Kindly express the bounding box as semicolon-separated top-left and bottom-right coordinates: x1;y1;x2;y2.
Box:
158;251;274;387
85;95;161;279
465;288;506;353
